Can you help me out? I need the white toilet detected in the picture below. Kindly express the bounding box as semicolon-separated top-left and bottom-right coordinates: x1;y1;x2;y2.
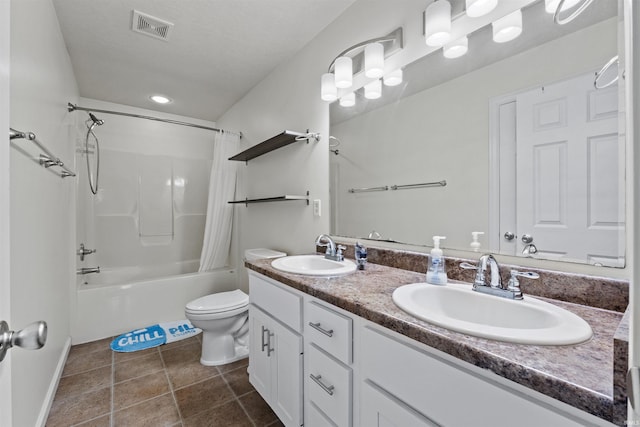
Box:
185;248;286;366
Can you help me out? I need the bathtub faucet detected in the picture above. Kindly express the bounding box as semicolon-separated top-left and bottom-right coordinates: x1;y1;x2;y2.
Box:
77;267;100;275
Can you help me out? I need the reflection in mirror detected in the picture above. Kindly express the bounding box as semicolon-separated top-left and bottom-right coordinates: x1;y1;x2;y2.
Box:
329;0;624;267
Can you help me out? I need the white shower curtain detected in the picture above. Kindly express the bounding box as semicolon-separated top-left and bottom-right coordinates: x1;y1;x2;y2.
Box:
199;131;240;271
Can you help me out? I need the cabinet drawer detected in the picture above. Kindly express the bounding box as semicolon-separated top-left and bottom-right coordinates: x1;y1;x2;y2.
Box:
307;401;337;427
249;272;302;332
361;380;438;427
305;300;352;364
362;325;587;427
307;344;352;427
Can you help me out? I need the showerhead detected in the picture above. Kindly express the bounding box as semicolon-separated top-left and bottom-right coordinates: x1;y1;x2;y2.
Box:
89;113;104;126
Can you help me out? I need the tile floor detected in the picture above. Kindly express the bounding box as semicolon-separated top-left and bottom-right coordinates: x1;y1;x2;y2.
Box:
46;335;283;427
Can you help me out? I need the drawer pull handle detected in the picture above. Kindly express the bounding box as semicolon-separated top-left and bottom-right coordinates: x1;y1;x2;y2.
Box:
310;374;335;396
309;322;334;337
261;326;269;352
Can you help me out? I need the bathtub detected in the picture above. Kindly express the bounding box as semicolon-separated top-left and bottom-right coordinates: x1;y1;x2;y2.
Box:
73;263;238;344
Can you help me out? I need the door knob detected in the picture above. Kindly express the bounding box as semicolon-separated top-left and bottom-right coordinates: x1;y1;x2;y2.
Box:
0;320;48;362
521;234;534;244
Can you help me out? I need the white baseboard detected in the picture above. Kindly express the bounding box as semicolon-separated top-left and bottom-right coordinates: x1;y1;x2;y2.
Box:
36;336;71;427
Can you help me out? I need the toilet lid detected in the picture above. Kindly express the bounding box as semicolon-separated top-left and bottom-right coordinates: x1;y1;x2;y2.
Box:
186;289;249;313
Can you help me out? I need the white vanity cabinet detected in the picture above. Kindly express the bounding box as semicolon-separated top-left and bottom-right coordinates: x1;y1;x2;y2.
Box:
248;272;612;427
304;300;354;427
248;272;303;427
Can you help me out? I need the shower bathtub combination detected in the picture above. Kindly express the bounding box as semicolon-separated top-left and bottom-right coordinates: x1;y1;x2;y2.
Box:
71;99;240;344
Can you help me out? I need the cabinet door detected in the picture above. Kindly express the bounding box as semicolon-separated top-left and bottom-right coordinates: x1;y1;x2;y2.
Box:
271;318;304;426
249;304;272;401
361;380;439;427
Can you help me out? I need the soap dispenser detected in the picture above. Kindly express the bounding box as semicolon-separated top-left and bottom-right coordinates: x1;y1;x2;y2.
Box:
426;236;447;285
470;231;484;252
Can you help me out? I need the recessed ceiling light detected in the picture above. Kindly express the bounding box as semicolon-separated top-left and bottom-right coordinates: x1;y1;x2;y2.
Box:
150;95;172;104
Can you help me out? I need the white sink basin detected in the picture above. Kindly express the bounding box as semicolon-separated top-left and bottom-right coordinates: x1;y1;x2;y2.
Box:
271;255;357;277
392;282;592;345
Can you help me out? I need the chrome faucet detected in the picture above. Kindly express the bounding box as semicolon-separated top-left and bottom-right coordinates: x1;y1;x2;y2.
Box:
77;267;100;275
77;243;96;261
315;234;345;262
460;254;538;300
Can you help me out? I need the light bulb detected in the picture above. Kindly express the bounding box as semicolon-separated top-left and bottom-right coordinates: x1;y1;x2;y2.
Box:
545;0;581;13
364;79;382;100
365;42;384;79
320;73;337;102
466;0;498;18
339;92;356;107
492;9;522;43
443;36;468;59
425;0;452;47
383;69;403;87
150;95;171;104
334;56;353;89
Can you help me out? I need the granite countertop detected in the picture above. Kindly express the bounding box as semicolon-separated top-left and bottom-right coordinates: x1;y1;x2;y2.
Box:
246;257;624;423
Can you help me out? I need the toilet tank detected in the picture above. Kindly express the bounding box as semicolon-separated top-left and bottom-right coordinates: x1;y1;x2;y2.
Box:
244;248;287;261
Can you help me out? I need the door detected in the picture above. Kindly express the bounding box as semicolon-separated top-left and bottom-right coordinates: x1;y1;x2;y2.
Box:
0;0;12;422
271;318;303;427
248;305;271;402
515;72;623;266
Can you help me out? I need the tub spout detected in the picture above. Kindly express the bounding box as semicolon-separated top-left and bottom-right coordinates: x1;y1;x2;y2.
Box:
77;267;100;275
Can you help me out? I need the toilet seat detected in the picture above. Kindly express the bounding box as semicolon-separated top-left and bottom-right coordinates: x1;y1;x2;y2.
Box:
186;289;249;315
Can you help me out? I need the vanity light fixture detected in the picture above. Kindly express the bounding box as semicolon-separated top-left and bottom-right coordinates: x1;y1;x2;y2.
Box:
465;0;498;18
335;56;353;89
383;68;403;86
321;73;338;101
364;79;382;100
320;27;404;104
492;9;522;43
365;42;385;78
150;95;172;104
339;92;356;107
544;0;581;13
424;0;452;47
443;36;468;59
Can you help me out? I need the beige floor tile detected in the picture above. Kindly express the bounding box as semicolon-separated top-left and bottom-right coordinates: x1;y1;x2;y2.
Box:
46;387;111;427
174;376;235;419
113;347;159;364
239;391;279;426
113;371;170;411
112;393;180;427
54;365;112;401
115;352;164;383
223;365;254;397
63;348;112;377
216;356;249;374
182;400;253;427
161;341;219;389
73;414;111;427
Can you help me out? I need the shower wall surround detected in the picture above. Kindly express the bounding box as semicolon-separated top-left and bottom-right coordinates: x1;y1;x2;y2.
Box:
76;98;217;281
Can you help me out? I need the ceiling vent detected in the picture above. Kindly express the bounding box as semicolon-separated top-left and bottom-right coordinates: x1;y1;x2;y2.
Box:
131;10;174;41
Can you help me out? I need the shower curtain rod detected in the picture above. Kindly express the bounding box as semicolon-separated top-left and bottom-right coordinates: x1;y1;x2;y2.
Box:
67;103;242;138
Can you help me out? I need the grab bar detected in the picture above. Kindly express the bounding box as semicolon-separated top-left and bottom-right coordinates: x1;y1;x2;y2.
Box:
390;180;447;190
348;186;389;193
349;181;446;193
9;128;76;178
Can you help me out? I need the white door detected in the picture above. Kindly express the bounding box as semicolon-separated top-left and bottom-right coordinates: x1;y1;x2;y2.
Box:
515;72;623;266
0;0;12;423
248;305;271;401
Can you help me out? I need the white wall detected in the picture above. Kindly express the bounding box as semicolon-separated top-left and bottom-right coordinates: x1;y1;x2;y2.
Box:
9;0;78;425
75;98;216;279
217;0;427;289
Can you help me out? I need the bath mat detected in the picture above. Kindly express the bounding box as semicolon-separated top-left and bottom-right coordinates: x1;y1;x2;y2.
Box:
110;320;202;352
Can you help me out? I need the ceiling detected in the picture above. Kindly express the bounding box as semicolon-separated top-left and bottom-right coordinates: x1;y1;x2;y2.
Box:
52;0;356;121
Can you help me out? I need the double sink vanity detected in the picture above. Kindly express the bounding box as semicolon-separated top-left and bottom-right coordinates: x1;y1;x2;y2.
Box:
245;241;628;426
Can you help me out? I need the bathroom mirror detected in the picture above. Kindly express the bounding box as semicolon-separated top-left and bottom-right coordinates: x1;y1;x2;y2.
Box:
329;0;625;267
